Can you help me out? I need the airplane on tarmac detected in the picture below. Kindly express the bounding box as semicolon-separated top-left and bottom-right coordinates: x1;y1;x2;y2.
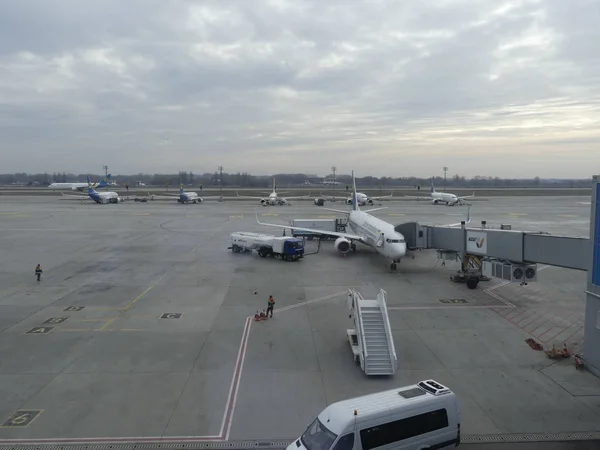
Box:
149;184;224;204
258;171;471;270
85;177;123;204
313;190;393;206
256;171;408;270
405;181;475;206
237;178;311;206
49;174;112;191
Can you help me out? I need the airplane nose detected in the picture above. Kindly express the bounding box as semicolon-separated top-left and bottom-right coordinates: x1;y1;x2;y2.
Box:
397;243;407;259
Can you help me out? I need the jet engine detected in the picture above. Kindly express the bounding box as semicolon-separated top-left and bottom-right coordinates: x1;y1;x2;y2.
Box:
345;198;353;205
366;199;374;205
260;198;267;205
314;198;325;206
334;237;352;253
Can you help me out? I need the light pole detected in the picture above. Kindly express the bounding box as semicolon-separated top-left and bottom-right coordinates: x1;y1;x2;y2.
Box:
102;165;108;190
218;165;223;194
331;166;336;190
443;166;448;192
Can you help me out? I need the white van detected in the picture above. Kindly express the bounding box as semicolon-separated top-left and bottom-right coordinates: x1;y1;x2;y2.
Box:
288;380;460;450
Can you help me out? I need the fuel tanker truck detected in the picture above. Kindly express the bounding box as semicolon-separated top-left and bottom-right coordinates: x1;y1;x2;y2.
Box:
228;232;304;261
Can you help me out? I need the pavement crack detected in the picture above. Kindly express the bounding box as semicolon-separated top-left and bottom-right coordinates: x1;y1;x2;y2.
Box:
161;330;212;438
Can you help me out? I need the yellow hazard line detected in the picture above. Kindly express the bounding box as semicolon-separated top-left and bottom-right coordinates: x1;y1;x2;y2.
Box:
98;272;168;331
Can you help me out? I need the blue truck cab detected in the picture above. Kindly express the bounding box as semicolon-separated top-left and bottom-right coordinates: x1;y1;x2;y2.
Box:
282;238;305;260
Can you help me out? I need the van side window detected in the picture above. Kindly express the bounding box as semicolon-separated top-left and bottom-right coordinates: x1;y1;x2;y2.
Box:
332;433;354;450
359;409;449;450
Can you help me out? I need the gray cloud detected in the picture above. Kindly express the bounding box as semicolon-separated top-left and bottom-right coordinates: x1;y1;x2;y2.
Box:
0;0;599;178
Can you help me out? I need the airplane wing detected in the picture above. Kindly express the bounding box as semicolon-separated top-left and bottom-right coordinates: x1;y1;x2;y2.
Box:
60;192;89;199
282;193;311;199
236;192;267;199
458;192;476;200
446;205;472;227
404;194;430;200
255;213;364;242
369;193;394;201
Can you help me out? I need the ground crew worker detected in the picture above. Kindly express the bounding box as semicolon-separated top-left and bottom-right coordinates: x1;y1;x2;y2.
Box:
267;295;275;318
34;264;43;281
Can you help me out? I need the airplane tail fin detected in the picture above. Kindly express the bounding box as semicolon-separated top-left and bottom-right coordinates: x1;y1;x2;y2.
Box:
96;174;111;189
351;170;359;211
273;177;276;193
430;178;436;193
86;176;95;194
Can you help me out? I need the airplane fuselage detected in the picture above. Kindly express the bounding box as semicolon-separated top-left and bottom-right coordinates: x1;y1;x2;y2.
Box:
179;191;202;204
346;210;407;261
261;192;285;205
345;192;373;206
49;182;98;191
432;192;459;206
90;191;121;204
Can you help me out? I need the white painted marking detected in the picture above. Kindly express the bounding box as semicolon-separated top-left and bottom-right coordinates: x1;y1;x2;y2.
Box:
388;305;513;310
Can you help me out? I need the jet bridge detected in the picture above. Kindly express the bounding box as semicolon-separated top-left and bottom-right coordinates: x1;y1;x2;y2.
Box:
396;177;600;377
396;219;588;289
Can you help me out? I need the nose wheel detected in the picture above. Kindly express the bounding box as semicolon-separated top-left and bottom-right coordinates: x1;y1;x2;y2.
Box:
390;263;397;270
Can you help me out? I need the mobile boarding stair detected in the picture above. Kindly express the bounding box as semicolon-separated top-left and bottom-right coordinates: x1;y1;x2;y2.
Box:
347;288;397;376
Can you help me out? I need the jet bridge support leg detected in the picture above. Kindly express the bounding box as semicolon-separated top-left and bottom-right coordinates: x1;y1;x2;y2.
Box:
448;253;490;289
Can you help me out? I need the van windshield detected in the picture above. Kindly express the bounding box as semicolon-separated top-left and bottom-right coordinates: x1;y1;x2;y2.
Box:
300;418;338;450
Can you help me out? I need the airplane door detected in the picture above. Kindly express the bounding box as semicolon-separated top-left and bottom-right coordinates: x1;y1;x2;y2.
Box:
376;232;384;248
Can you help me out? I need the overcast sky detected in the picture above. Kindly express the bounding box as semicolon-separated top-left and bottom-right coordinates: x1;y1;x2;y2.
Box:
0;0;599;178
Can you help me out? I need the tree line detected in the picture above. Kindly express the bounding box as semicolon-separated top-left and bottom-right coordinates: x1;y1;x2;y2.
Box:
0;172;592;189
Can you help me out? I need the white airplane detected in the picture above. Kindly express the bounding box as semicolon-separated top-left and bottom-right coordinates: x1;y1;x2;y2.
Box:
49;174;112;191
150;184;223;204
406;182;475;206
315;190;393;206
85;177;123;204
256;171;408;270
237;178;310;206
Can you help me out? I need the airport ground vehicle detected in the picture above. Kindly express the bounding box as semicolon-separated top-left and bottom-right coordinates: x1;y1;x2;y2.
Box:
288;380;460;450
228;232;304;261
291;219;347;240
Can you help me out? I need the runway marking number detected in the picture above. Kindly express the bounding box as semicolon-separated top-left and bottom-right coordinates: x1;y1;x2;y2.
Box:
438;298;469;304
64;306;85;312
26;326;54;334
160;313;182;319
43;317;69;324
1;410;43;428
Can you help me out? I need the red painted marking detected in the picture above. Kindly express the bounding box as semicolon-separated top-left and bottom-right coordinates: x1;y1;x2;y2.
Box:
536;326;559;342
527;311;558;335
535;310;581;342
554;324;585;346
505;308;531;321
542;319;581;343
512;309;540;326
